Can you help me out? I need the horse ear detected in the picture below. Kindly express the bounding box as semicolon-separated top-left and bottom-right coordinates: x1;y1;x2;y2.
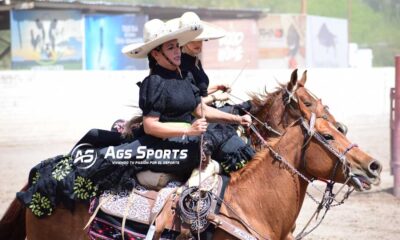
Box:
298;97;312;120
298;70;307;87
287;69;298;92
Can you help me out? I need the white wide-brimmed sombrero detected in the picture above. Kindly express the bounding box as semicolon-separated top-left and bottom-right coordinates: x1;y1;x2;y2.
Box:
122;18;203;58
168;12;226;42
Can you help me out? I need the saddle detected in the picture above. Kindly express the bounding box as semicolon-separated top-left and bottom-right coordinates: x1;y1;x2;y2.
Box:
87;160;224;238
87;160;257;240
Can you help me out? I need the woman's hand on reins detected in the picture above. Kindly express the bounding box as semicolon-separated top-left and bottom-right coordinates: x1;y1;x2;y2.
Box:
187;118;208;136
238;114;252;127
214;92;230;101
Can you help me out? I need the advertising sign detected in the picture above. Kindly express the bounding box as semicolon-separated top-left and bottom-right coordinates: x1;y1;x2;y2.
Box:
11;10;83;70
306;15;348;67
85;14;147;70
202;19;258;69
258;14;306;68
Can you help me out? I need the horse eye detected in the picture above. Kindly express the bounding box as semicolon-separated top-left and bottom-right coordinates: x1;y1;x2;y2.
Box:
322;134;334;141
336;122;348;135
304;102;312;107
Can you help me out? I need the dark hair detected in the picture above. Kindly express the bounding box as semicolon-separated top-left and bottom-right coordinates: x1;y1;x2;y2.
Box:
147;54;157;71
147;45;163;72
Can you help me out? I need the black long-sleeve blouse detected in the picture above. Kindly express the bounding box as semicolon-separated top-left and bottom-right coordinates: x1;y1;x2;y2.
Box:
180;53;209;97
139;64;201;123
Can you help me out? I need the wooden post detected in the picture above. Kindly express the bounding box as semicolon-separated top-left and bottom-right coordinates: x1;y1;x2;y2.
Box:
393;56;400;197
300;0;307;15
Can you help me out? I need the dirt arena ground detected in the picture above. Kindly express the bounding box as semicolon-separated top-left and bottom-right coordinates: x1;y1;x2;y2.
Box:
0;116;399;239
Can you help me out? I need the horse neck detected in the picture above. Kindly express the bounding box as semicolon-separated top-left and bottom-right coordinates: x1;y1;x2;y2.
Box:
222;123;309;238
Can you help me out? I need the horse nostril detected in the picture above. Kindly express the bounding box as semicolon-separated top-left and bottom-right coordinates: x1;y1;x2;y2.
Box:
369;160;382;173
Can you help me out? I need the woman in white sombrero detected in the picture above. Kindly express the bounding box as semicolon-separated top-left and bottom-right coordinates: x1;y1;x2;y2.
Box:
120;17;253;173
168;12;256;173
168;12;231;105
17;18;253;218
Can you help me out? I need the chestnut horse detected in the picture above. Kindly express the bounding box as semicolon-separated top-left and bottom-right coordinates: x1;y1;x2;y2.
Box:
0;71;381;240
154;70;381;239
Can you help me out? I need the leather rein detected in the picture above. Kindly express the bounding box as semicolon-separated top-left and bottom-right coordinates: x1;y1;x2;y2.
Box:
222;88;357;239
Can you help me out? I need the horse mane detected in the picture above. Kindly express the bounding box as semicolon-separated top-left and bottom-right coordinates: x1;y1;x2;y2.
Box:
230;150;267;185
248;83;286;114
229;83;292;185
229;137;279;185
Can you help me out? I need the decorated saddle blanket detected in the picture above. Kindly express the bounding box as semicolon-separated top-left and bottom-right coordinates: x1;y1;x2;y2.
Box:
88;171;229;239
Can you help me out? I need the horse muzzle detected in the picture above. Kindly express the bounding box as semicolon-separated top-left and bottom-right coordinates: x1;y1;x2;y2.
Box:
349;161;381;191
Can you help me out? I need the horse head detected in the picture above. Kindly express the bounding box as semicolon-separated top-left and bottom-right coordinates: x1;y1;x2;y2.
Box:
213;70;382;240
295;70;348;135
249;69;347;149
249;69;381;191
297;97;382;191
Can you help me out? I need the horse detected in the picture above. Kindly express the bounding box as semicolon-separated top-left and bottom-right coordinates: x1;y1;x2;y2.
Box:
153;70;381;239
244;69;347;237
0;70;381;240
210;99;378;240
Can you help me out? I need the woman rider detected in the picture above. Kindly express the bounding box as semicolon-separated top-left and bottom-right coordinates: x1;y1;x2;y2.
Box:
17;18;252;217
171;12;255;173
176;12;253;113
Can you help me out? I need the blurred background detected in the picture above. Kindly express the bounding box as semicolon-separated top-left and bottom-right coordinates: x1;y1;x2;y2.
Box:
1;0;400;69
0;1;399;239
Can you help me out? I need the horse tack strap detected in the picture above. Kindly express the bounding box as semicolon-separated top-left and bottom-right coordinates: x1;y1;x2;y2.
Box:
84;195;113;230
149;188;177;224
207;213;261;240
121;190;137;240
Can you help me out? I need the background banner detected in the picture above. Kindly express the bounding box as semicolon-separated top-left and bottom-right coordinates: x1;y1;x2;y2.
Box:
306;15;348;67
11;10;83;70
202;19;258;69
258;14;306;69
84;14;147;70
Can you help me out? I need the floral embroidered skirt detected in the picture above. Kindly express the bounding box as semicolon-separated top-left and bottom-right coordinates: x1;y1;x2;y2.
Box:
16;133;202;217
17;126;254;218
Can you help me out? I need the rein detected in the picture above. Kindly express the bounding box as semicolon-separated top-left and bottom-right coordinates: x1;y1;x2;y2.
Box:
227;92;282;136
196;99;207;239
208;83;358;239
250;114;357;239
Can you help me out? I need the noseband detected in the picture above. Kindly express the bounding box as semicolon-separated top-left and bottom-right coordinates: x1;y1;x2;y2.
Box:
300;112;358;182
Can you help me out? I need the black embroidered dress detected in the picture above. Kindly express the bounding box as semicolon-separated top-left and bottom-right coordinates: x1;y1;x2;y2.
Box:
180;52;255;173
180;52;209;97
17;65;250;218
17;65;200;217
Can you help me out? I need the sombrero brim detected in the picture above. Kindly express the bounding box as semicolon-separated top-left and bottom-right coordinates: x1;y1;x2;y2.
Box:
194;21;226;41
122;25;202;58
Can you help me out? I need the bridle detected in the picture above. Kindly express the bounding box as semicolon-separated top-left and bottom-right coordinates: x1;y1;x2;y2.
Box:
226;87;359;239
